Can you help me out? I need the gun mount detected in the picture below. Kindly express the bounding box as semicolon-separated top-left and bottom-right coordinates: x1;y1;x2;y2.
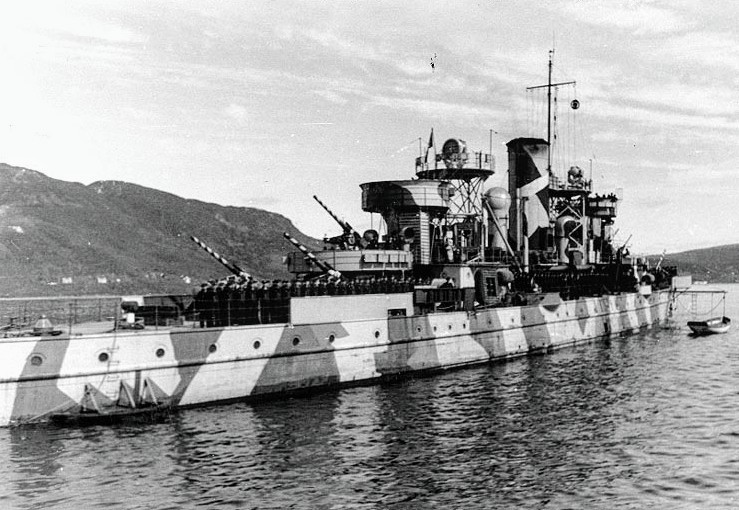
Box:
282;232;342;279
313;195;363;250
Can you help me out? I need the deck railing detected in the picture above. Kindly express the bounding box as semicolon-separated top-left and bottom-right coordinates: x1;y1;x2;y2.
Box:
0;296;123;338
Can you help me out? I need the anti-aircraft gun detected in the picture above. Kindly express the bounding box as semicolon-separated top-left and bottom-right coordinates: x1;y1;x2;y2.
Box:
190;236;252;280
313;195;364;250
615;234;633;263
282;232;342;279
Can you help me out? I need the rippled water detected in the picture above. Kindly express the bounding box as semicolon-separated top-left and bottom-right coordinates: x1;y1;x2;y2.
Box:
2;286;739;509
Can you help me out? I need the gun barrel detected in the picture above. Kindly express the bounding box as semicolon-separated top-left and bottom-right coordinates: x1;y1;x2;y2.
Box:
313;195;355;234
619;234;633;251
191;236;251;279
283;232;342;279
656;249;666;270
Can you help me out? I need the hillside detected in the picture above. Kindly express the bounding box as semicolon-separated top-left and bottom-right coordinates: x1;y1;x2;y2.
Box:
0;164;320;297
0;163;735;297
661;244;739;283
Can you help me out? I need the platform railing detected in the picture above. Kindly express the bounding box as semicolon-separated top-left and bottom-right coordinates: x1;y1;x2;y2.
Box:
0;296;123;338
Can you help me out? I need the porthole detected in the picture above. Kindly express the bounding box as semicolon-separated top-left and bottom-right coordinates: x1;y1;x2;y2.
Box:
433;326;437;332
328;334;335;343
253;340;261;349
292;337;300;346
155;348;165;358
98;352;109;363
30;355;43;366
209;343;217;353
416;326;422;333
374;330;380;338
448;324;453;330
463;323;467;329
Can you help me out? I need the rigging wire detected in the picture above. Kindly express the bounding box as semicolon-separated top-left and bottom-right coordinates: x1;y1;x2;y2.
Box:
671;293;726;316
553;87;561;178
572;82;578;168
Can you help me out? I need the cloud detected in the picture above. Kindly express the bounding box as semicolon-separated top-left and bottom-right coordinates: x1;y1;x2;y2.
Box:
303;27;385;64
368;94;504;123
224;104;248;121
61;19;148;45
620;81;739;116
559;0;689;34
587;97;739;132
653;30;739;72
313;90;348;105
0;5;147;45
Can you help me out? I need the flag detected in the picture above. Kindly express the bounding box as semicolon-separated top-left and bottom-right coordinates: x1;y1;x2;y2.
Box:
424;128;435;163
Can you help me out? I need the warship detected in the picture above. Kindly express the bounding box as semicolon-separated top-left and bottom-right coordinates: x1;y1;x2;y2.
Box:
0;61;679;426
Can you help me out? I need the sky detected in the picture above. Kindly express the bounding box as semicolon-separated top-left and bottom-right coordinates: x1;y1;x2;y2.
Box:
0;0;738;255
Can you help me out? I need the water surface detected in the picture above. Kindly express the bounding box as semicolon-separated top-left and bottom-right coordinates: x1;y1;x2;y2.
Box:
2;285;739;509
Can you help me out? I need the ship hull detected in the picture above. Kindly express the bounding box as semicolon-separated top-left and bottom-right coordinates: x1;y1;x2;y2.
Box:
0;289;670;426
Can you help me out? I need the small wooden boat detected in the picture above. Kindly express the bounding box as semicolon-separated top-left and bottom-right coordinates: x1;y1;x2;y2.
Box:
49;404;175;426
687;316;731;335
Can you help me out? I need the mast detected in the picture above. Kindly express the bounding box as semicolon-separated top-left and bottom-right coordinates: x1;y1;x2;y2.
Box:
547;49;553;172
526;49;575;174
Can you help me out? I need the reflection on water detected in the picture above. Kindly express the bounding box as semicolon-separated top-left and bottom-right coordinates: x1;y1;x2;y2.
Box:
3;286;739;509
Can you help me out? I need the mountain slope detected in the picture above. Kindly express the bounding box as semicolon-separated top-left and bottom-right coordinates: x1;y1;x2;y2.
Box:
662;244;739;283
1;162;736;297
0;164;319;296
